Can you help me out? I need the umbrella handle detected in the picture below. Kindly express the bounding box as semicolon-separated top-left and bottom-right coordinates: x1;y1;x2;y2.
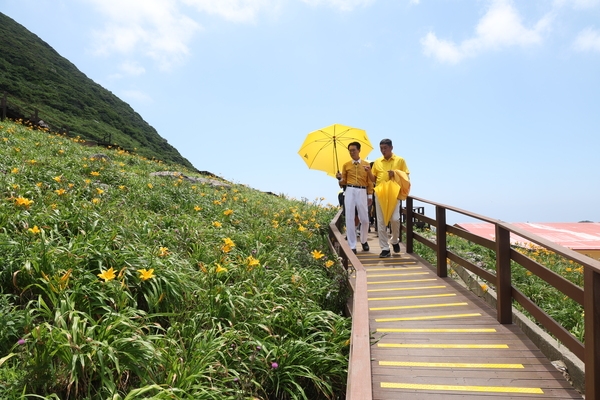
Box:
333;137;339;173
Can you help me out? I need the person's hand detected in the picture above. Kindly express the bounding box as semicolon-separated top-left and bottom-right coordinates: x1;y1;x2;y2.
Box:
336;172;342;180
387;170;395;179
363;165;371;173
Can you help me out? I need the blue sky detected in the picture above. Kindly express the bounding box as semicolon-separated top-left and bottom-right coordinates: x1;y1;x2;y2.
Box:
2;0;599;224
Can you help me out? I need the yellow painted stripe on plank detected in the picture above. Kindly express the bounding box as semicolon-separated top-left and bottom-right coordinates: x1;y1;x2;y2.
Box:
378;343;509;349
368;278;437;285
379;361;523;368
358;257;417;265
381;382;543;394
376;313;481;322
369;293;456;301
377;328;496;333
353;270;427;278
365;267;422;271
370;302;467;311
368;285;446;293
367;272;430;278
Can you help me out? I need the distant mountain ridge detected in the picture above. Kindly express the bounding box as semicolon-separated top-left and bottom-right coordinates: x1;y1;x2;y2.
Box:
0;12;196;170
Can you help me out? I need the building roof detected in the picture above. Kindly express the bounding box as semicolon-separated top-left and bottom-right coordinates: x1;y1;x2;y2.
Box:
455;222;600;250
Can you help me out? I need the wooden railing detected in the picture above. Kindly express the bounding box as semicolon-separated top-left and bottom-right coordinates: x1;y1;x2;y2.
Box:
327;209;372;400
1;91;117;149
403;196;600;399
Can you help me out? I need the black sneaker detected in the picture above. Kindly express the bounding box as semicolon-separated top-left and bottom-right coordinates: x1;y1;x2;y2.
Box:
379;250;391;258
351;249;357;254
392;243;401;253
361;242;369;252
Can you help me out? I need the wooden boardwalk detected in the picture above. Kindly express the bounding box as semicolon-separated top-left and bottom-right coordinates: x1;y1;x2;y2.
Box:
350;231;583;399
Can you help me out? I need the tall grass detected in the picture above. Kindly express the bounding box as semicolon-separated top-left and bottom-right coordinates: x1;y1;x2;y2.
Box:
0;120;350;399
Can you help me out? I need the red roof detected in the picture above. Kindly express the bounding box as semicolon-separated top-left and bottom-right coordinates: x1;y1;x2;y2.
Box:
455;222;600;250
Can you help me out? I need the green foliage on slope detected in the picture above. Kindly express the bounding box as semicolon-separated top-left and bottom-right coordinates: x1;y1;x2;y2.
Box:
0;120;349;399
0;12;195;170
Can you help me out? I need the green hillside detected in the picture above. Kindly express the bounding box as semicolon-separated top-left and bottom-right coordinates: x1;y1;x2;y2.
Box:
0;119;348;399
0;12;195;170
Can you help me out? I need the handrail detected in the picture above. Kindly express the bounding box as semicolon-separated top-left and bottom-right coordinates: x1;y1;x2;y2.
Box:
403;196;600;398
327;209;373;400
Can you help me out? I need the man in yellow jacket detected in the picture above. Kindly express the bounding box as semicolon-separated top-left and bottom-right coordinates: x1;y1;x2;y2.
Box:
336;142;374;254
368;138;410;258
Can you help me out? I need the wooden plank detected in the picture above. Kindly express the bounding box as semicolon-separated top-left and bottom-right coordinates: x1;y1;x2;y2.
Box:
358;232;582;399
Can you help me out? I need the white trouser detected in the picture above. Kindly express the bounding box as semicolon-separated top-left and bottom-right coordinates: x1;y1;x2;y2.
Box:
375;196;400;251
344;187;369;250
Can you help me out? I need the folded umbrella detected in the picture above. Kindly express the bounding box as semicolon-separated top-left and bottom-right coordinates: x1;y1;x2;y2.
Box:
374;180;401;226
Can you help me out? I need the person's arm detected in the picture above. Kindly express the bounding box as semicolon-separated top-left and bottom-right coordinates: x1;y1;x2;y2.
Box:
336;165;347;186
366;176;374;205
367;162;376;183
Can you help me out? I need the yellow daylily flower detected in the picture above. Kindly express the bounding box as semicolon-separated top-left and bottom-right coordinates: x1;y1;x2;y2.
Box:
311;250;324;260
15;197;34;208
215;264;228;273
28;226;41;234
246;256;260;268
59;269;72;290
138;268;155;281
98;267;116;282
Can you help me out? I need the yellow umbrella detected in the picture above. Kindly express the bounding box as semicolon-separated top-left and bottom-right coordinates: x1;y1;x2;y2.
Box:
394;170;411;200
374;180;401;226
298;124;373;177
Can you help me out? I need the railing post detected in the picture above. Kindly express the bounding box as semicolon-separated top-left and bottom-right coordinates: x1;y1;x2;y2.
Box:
1;91;6;121
405;197;414;253
584;267;600;399
495;225;512;324
436;206;447;277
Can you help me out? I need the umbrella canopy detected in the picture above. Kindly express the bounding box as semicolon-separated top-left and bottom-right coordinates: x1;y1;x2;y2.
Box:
374;180;401;226
298;124;373;177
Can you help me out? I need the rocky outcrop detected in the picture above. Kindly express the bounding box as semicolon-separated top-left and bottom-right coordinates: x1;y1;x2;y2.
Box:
149;171;230;188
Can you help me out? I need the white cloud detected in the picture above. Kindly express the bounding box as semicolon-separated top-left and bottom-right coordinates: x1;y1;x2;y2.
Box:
85;0;374;72
554;0;600;9
421;0;551;64
121;89;153;103
87;0;201;70
573;27;600;52
120;61;146;76
300;0;374;12
182;0;279;22
421;32;463;64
